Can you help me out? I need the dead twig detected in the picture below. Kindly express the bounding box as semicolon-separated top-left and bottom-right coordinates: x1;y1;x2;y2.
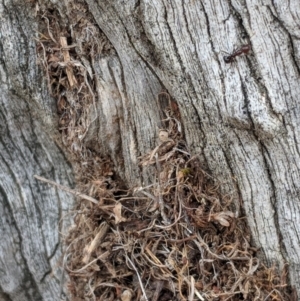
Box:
34;175;98;204
125;255;149;301
155;153;170;224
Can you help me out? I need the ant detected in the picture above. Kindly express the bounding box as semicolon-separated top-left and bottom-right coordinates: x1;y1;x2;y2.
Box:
223;44;251;64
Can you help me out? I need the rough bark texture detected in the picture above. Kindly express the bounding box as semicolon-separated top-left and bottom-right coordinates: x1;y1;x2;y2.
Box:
0;1;74;300
1;0;300;300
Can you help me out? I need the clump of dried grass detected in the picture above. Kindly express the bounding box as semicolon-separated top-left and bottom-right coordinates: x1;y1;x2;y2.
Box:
63;101;292;301
35;4;294;301
36;2;112;155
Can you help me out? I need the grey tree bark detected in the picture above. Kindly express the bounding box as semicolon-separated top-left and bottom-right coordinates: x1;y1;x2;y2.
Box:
0;1;75;300
1;0;300;300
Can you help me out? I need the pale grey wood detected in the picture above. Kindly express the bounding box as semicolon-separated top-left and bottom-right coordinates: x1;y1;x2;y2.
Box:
84;54;164;185
0;1;75;300
1;0;300;299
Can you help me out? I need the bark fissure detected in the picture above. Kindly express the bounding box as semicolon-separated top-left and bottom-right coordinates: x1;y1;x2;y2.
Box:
260;143;286;252
239;78;255;132
0;290;13;301
162;1;186;76
219;144;240;199
0;185;43;300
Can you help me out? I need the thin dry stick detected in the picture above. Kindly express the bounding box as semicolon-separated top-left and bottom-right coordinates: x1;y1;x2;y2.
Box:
34;175;98;204
188;276;206;301
188;276;195;301
60;36;78;88
42;14;57;43
66;251;109;273
125;255;149;301
137;219;157;234
154;171;183;230
154;197;183;230
194;234;250;261
155;153;169;224
195;289;206;301
87;278;96;301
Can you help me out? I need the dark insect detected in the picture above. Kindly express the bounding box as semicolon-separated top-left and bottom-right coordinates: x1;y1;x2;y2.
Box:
223;44;251;64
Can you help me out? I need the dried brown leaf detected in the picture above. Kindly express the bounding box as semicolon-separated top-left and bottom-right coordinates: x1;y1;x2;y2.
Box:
210;211;234;227
113;203;127;224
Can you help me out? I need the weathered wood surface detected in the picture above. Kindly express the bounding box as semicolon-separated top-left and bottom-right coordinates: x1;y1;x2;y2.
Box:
85;0;300;295
0;1;74;300
1;0;300;299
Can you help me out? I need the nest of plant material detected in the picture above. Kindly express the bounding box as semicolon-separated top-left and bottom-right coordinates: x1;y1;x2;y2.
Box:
35;4;293;301
64;103;291;301
36;2;113;154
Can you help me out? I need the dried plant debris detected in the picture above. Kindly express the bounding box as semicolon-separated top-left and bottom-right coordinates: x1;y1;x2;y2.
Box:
35;4;294;301
64;105;292;301
36;2;112;153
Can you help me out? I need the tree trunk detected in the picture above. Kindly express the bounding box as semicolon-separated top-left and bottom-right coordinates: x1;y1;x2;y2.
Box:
1;0;300;300
0;1;75;300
